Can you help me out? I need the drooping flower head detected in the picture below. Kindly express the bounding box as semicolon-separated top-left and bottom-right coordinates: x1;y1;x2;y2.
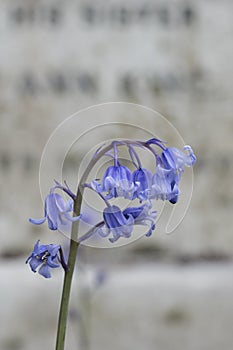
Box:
26;240;64;278
29;185;81;231
132;167;153;201
161;145;196;173
154;145;196;203
91;163;135;200
143;142;196;204
151;165;179;203
123;202;156;237
87;202;156;243
95;205;134;243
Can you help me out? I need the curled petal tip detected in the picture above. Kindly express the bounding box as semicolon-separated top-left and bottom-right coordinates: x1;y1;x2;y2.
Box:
29;217;46;225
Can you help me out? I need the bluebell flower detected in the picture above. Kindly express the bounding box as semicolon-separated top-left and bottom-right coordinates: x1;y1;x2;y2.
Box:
151;165;179;203
29;191;81;230
94;203;156;243
91;163;135;199
95;205;134;243
151;145;196;204
132;168;153;201
161;145;196;173
123;202;156;237
26;240;61;278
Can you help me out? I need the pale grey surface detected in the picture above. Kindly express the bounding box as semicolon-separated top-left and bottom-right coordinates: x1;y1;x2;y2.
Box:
1;261;233;350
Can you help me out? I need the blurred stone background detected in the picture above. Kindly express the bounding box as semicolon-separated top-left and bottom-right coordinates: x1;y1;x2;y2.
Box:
0;0;233;349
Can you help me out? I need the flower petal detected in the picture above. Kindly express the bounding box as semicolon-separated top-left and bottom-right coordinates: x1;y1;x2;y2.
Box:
46;257;60;268
29;257;42;272
38;264;51;278
63;212;81;222
29;217;46;225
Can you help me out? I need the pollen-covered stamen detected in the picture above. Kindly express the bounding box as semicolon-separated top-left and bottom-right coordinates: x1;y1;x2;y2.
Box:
38;251;51;265
41;251;50;261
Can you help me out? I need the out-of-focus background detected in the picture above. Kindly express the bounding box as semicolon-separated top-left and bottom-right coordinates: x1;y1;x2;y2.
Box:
0;0;233;349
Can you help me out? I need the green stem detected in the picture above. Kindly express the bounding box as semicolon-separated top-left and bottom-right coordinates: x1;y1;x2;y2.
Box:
55;239;79;350
55;191;82;350
55;143;114;350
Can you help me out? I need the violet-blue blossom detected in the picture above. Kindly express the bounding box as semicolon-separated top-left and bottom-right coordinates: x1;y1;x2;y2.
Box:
91;163;135;199
93;203;156;243
95;205;134;243
151;145;196;203
161;145;196;173
132;167;153;201
26;240;62;278
29;191;80;230
123;202;156;237
151;165;179;203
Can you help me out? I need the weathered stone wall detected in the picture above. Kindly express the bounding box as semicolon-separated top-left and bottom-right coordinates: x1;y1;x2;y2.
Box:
1;0;232;257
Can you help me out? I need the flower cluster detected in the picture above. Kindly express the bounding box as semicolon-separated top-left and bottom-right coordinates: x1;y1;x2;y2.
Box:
90;140;195;204
27;138;196;277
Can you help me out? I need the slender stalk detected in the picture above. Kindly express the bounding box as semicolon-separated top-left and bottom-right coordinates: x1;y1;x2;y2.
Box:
55;143;114;350
55;239;79;350
55;190;82;350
